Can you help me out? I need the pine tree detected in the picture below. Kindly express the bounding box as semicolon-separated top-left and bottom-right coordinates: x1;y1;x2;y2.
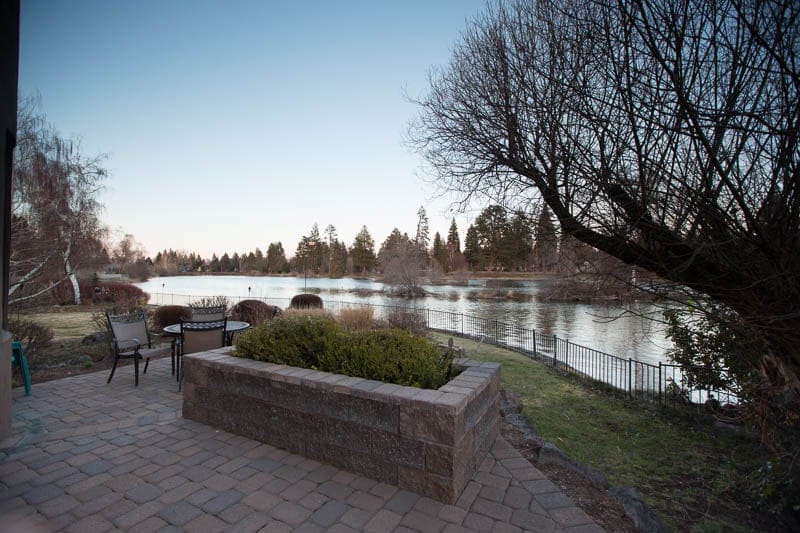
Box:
463;225;483;269
431;232;449;272
351;226;376;274
532;205;558;272
503;210;533;271
473;205;508;270
446;218;460;253
266;242;287;273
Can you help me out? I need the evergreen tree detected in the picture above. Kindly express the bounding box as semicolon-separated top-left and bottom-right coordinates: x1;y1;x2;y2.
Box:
463;225;483;269
532;205;558;272
295;224;324;273
266;242;288;273
504;210;534;271
432;232;449;272
473;205;508;270
329;241;348;277
378;228;407;269
350;226;376;274
447;218;461;253
220;253;232;272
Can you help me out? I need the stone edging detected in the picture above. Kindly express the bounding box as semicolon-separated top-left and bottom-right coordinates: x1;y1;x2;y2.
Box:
182;347;501;504
500;390;669;533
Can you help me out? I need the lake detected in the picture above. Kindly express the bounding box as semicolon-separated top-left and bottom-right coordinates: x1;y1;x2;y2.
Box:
135;275;673;365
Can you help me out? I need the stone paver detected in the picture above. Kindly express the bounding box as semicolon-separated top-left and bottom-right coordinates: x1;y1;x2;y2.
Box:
0;358;602;531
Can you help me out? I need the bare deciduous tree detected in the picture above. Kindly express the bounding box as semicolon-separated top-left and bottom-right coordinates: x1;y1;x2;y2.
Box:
11;97;108;305
379;229;426;297
411;0;800;415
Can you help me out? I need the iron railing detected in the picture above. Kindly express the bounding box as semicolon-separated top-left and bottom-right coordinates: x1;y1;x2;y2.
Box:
148;292;740;406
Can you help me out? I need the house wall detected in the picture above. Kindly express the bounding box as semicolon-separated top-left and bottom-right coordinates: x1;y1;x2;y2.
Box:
0;0;20;440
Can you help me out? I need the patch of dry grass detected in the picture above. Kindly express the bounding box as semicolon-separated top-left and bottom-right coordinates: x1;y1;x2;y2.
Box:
337;307;376;331
17;311;95;340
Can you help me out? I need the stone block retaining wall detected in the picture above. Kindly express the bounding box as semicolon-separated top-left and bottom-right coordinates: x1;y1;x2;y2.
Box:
182;347;500;503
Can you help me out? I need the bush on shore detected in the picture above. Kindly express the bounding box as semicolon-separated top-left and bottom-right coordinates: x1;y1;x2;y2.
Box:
230;299;281;326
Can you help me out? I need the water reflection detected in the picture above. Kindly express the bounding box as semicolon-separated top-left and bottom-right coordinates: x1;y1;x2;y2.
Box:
136;275;672;364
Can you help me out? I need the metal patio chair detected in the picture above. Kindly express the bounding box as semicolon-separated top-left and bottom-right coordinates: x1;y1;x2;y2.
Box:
106;310;171;386
177;318;227;391
188;305;226;321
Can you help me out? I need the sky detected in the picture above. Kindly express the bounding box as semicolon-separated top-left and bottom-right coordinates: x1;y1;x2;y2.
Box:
18;0;489;259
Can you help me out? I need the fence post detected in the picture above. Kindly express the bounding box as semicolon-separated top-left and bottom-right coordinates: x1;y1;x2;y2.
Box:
628;358;633;398
532;329;537;357
495;320;499;344
553;335;558;368
658;362;663;406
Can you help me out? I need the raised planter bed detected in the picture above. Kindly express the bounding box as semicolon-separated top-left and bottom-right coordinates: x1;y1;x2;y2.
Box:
182;347;500;503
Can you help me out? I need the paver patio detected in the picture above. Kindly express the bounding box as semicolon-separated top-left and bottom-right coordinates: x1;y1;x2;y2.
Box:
0;357;602;532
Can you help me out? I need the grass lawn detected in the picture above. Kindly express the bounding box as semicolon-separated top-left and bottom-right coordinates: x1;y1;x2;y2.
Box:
16;310;96;340
432;332;776;532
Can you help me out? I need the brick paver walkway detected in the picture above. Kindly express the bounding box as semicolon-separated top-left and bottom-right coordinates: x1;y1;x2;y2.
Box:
0;358;602;532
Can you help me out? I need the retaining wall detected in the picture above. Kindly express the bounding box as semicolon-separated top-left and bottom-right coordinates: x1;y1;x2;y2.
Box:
182;347;500;503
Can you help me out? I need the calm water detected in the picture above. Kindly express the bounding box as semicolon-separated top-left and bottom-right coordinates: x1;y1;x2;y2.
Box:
135;275;673;365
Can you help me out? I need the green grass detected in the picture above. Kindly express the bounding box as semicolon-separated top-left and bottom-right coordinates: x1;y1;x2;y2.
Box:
433;333;773;532
17;311;96;340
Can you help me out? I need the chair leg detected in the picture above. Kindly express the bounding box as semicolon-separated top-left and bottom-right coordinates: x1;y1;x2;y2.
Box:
134;352;140;387
21;355;32;396
171;341;176;376
107;354;119;384
144;357;150;374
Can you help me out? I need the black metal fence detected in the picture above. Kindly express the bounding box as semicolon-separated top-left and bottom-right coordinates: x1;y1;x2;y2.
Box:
149;292;740;407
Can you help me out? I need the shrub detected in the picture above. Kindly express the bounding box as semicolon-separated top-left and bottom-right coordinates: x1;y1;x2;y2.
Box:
385;308;428;336
78;280;149;306
290;293;323;309
152;305;191;331
9;319;54;361
337;307;376;331
318;328;450;389
230;299;280;326
235;315;344;369
234;315;451;389
191;295;230;309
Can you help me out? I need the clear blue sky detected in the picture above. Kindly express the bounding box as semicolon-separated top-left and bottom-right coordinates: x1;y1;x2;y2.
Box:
18;0;487;259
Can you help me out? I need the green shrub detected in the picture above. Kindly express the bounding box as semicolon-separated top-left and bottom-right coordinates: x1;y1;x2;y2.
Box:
235;315;344;369
319;328;449;388
234;316;450;389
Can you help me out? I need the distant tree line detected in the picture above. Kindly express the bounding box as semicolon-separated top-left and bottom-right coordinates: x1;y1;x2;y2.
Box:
140;204;628;279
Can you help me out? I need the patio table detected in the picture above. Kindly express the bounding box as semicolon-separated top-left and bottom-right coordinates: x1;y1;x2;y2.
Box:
162;320;250;346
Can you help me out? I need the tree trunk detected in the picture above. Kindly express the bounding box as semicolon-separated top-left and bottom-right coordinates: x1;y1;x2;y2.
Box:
64;237;81;305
